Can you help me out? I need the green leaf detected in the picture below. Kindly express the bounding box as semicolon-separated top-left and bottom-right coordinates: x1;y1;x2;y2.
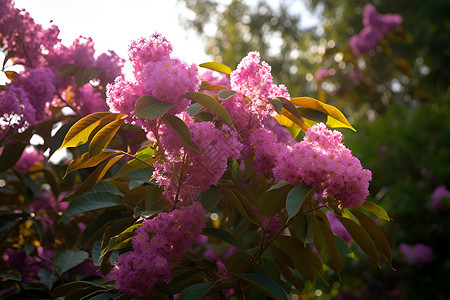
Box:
336;215;380;267
199;62;232;75
0;211;29;242
220;186;260;225
350;209;393;268
274;235;325;282
179;282;217;300
286;185;312;219
202;227;244;250
290;97;356;131
62;192;124;220
237;274;289;300
114;146;156;178
134;95;175;120
313;213;343;273
258;182;293;216
38;268;58;290
217;89;236;101
184;92;236;130
89;293;121;300
101;223;140;257
274;261;304;292
59;112;124;149
90;181;124;196
89;118;125;157
52;250;89;275
361;201;392;221
0;141;27;172
197;185;221;212
52;281;99;297
270;98;283;114
162;114;201;152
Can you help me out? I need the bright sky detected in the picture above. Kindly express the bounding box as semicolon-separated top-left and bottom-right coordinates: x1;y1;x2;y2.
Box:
14;0;212;66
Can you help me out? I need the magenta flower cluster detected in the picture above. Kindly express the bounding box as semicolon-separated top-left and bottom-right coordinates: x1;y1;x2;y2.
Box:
107;33;200;129
113;203;206;298
350;4;402;55
273;123;372;208
1;1;125;141
13;145;44;172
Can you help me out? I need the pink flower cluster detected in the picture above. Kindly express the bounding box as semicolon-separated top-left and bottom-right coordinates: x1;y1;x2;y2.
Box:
153;119;242;204
315;67;336;81
273;123;372;208
106;33;200;130
350;4;402;55
0;0;60;67
14;145;44;172
0;1;125;139
399;243;432;265
230;51;289;121
114;203;206;298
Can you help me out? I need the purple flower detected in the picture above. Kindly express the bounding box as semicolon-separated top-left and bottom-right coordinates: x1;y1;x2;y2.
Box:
431;185;450;211
399;242;432;265
14;145;44;172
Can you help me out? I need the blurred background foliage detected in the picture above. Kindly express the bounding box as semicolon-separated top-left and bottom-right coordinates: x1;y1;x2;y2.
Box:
180;0;450;298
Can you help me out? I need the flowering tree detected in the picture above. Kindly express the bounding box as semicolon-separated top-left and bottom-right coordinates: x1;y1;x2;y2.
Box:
0;1;394;299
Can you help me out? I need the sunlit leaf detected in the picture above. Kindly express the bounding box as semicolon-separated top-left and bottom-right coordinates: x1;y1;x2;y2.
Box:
134;95;175;120
64;150;122;178
290;97;356;131
72;154;124;197
4;70;17;81
275;113;293;127
281;109;310;132
162;114;201;152
89;118;125;157
101;223;141;257
58;112;124;150
361;201;392;221
199;62;232;75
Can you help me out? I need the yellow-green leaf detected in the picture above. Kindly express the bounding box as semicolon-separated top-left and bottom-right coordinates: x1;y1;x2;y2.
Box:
290;97;355;131
64;150;123;178
199;62;232;75
88;119;125;157
361;201;392;221
58;112;124;150
72;155;124;198
281;109;310;132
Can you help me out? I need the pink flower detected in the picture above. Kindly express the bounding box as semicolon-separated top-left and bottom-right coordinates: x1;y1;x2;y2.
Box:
273;123;372;208
230;51;289;121
153;121;242;204
431;185;450;211
114;203;206;298
95;50;125;85
326;211;352;245
350;4;402;56
315;67;335;81
72;84;108;115
399;243;432;265
14;145;44;172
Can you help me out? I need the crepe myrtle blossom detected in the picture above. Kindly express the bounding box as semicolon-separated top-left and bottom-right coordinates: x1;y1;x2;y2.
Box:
273;123;372;208
113;203;206;298
350;3;402;55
